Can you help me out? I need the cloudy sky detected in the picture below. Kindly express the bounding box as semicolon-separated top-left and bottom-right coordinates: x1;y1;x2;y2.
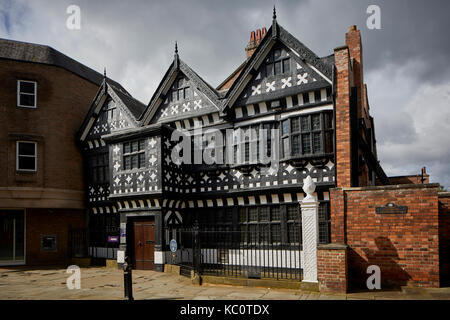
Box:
1;0;449;188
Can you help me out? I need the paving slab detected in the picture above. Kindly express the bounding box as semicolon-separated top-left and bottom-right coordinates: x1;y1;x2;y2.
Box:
0;267;449;300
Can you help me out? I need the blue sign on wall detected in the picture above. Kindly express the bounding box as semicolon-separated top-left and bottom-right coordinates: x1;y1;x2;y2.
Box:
169;239;177;253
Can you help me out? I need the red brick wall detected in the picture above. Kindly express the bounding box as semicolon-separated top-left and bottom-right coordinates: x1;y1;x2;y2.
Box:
334;46;352;188
439;193;450;285
0;59;99;192
318;244;348;293
330;184;440;288
389;174;430;185
26;208;86;266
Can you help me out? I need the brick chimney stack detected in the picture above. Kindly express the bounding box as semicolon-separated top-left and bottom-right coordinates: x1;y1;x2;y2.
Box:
345;25;365;119
245;27;267;58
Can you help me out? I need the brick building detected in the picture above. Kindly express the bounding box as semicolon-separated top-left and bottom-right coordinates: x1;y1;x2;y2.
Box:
0;39;127;266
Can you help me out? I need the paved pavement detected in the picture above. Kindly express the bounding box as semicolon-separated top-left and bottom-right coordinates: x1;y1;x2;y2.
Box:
0;266;449;300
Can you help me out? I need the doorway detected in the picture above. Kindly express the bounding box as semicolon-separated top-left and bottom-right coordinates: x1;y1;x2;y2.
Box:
132;218;155;270
0;210;25;265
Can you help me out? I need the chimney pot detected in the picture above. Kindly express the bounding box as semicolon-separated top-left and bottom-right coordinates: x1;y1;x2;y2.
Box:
349;25;357;32
256;29;261;41
262;27;267;37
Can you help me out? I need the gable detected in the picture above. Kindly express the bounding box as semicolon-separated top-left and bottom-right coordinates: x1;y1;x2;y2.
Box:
86;94;136;140
234;42;329;106
150;70;220;124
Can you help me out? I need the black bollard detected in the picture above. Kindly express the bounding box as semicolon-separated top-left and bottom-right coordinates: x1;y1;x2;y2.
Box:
123;256;134;300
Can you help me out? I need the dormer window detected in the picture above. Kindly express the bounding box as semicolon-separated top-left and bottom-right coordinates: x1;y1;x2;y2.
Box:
17;80;37;108
265;48;290;76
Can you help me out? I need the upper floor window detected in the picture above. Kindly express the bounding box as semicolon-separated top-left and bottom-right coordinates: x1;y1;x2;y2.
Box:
265;48;290;77
16;141;37;171
171;77;190;102
282;111;334;158
105;100;116;121
17;80;37;108
123;140;146;170
89;153;109;184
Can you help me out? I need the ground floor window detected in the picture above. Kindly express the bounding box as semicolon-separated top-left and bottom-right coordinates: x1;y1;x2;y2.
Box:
184;202;330;246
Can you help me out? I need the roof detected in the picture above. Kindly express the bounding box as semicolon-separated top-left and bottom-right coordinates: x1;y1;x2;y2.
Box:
1;38;146;124
140;55;221;124
216;59;247;92
0;38;124;89
106;79;146;119
222;20;334;111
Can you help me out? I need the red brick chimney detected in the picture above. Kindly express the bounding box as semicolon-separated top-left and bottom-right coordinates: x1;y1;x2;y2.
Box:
245;27;267;58
345;25;366;119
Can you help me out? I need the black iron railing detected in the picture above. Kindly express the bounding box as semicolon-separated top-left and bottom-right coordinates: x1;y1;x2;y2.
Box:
171;225;302;281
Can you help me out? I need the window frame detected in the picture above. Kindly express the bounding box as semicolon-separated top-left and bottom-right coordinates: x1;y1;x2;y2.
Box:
281;111;334;160
233;122;276;166
16;141;37;172
170;77;190;102
265;48;291;77
89;152;109;184
17;80;37;108
122;139;146;171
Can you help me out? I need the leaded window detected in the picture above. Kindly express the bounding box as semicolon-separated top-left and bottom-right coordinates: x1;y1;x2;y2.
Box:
123;140;145;170
233;123;275;165
171;76;190;102
282;111;334;158
239;205;282;245
89;152;109;184
265;48;290;76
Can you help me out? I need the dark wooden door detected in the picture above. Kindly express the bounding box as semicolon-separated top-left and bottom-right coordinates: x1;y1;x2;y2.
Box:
133;218;155;270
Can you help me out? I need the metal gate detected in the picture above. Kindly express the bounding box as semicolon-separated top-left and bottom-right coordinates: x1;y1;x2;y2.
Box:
68;228;87;258
168;224;302;281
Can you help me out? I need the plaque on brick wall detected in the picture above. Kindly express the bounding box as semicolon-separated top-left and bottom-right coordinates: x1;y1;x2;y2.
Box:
375;203;408;214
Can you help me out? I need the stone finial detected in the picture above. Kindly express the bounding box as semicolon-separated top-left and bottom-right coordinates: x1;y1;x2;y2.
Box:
302;175;316;201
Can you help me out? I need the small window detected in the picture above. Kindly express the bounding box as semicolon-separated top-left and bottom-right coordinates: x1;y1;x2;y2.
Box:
265;48;290;76
16;141;37;171
171;76;190;102
17;80;37;108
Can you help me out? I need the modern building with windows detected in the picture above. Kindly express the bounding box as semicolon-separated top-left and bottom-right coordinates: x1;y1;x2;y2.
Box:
0;38;128;266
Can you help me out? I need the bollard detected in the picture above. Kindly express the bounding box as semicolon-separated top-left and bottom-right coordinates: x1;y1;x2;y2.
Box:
123;256;134;300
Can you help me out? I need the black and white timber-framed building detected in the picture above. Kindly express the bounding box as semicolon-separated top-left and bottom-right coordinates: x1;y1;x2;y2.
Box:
76;12;379;272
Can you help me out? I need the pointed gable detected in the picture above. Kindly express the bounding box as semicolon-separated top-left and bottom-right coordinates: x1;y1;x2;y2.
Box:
150;67;220;124
141;58;221;125
77;79;145;142
234;42;329;106
223;21;333;112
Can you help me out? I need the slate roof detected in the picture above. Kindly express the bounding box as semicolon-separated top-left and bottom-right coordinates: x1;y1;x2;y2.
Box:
1;38;146;120
106;79;146;119
222;21;334;111
140;56;221;124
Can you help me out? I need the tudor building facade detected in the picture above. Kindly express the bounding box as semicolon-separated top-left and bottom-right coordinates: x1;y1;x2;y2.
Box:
77;13;387;272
